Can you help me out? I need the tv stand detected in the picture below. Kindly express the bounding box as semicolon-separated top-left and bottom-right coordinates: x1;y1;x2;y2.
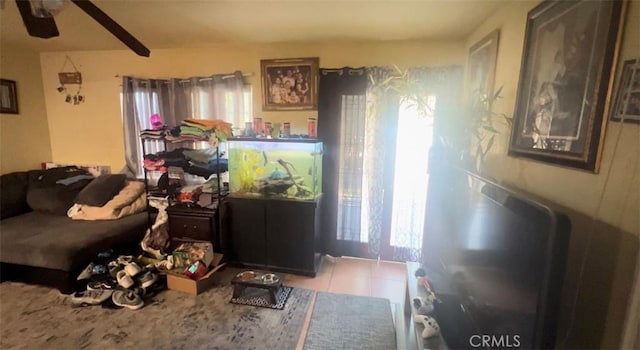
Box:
405;261;448;350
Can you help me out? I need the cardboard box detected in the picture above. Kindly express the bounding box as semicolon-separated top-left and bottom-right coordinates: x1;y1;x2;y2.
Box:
166;253;224;295
172;241;214;268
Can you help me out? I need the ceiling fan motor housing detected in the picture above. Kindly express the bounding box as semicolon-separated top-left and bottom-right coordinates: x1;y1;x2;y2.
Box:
29;0;64;17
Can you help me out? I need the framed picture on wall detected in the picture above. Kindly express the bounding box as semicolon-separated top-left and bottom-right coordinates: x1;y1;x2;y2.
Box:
261;57;319;111
0;79;19;114
467;29;500;102
610;59;640;124
509;0;626;172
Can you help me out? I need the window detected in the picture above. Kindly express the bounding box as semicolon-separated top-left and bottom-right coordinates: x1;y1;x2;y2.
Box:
122;77;252;179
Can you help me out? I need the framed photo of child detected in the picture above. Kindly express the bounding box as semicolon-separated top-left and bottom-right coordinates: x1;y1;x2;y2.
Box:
261;57;319;111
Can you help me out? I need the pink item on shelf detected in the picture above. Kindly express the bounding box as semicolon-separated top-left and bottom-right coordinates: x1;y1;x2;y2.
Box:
150;114;164;130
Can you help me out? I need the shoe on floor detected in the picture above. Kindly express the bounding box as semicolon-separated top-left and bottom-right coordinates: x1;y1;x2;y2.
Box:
87;280;118;291
117;270;134;289
70;289;113;307
137;271;158;289
108;261;122;278
124;262;142;277
112;290;144;310
116;255;134;266
77;262;95;280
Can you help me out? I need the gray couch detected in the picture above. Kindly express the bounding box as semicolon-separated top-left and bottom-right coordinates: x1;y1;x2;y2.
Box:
0;169;148;293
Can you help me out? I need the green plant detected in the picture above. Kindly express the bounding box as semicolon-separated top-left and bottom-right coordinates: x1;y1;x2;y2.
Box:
464;86;513;171
367;65;512;172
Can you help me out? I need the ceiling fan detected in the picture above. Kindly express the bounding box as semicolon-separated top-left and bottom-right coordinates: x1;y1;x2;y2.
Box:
14;0;150;57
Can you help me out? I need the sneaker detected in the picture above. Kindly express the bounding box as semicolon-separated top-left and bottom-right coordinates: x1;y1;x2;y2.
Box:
112;290;144;310
108;261;122;278
70;289;113;307
116;255;134;266
117;270;134;289
124;262;142;277
77;262;95;280
87;280;118;291
137;271;158;289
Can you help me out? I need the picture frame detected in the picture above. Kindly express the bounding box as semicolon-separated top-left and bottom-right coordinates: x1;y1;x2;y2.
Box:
261;57;319;111
509;0;626;172
610;59;640;124
0;79;19;114
466;29;500;102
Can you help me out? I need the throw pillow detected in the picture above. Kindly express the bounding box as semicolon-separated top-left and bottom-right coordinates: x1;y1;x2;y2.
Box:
75;174;127;207
26;181;91;216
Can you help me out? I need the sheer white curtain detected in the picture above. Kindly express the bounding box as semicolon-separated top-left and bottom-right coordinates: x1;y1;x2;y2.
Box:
336;95;367;242
121;72;251;178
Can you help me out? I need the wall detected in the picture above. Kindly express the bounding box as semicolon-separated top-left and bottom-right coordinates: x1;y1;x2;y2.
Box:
39;40;464;172
0;44;52;174
465;1;639;348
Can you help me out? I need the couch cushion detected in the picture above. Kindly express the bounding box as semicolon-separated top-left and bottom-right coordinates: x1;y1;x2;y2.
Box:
1;172;30;219
75;174;127;207
0;211;147;272
26;181;91;216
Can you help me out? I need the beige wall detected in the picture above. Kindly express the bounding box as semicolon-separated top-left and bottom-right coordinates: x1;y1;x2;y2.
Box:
39;40;464;172
466;0;639;235
0;44;52;174
465;1;639;348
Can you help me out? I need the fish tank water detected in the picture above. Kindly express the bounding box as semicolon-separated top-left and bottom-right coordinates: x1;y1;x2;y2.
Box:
228;138;322;201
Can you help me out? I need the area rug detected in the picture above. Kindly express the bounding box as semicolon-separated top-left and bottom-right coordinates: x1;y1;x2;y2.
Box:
304;292;397;350
0;268;313;350
230;285;293;310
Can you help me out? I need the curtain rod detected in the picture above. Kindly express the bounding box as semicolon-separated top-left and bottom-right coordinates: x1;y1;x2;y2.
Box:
114;72;254;82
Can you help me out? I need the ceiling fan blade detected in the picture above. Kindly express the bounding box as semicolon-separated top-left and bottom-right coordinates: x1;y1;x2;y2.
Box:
70;0;150;57
15;0;59;39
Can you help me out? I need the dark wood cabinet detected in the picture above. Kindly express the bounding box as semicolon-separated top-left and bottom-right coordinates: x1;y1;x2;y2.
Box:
227;196;321;276
167;204;222;252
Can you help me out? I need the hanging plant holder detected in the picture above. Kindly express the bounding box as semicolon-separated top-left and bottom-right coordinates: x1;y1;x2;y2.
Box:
58;72;82;85
57;56;85;105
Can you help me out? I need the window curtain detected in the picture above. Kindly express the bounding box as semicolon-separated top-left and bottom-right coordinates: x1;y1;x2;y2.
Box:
363;66;401;259
318;67;369;258
385;66;464;262
121;72;250;177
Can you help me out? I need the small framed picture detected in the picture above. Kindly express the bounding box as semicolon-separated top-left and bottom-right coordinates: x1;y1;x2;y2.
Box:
0;79;18;114
261;57;319;111
610;59;640;124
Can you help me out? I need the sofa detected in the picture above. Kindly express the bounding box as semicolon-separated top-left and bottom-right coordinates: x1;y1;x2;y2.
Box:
0;168;148;293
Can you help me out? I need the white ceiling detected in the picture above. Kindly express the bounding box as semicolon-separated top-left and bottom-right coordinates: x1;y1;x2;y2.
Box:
1;0;502;52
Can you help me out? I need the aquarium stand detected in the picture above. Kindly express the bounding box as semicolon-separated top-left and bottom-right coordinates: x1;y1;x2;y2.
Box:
226;196;322;276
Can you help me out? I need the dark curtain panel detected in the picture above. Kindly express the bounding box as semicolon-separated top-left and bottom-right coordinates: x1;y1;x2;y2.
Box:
317;67;368;258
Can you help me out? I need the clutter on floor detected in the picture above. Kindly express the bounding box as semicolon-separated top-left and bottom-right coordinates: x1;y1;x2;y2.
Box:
73;250;165;310
74;238;226;308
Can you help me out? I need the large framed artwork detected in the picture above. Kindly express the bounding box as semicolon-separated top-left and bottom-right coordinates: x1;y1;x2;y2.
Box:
261;57;319;111
467;29;500;101
610;59;640;124
509;0;626;172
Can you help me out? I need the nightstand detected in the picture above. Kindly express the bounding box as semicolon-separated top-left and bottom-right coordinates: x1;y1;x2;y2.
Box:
167;203;223;252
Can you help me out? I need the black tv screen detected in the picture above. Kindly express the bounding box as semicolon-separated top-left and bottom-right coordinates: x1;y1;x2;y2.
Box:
422;168;570;349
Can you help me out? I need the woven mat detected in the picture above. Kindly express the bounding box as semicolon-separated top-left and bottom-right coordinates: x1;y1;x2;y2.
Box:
304;292;397;350
229;285;293;310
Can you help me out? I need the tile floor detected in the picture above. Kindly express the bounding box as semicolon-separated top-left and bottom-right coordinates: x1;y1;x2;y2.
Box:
285;255;407;304
288;256;408;349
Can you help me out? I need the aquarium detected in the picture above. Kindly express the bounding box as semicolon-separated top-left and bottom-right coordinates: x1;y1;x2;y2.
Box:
228;138;322;201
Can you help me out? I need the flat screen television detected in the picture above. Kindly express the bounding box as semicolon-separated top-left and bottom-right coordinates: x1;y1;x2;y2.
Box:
422;167;571;349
